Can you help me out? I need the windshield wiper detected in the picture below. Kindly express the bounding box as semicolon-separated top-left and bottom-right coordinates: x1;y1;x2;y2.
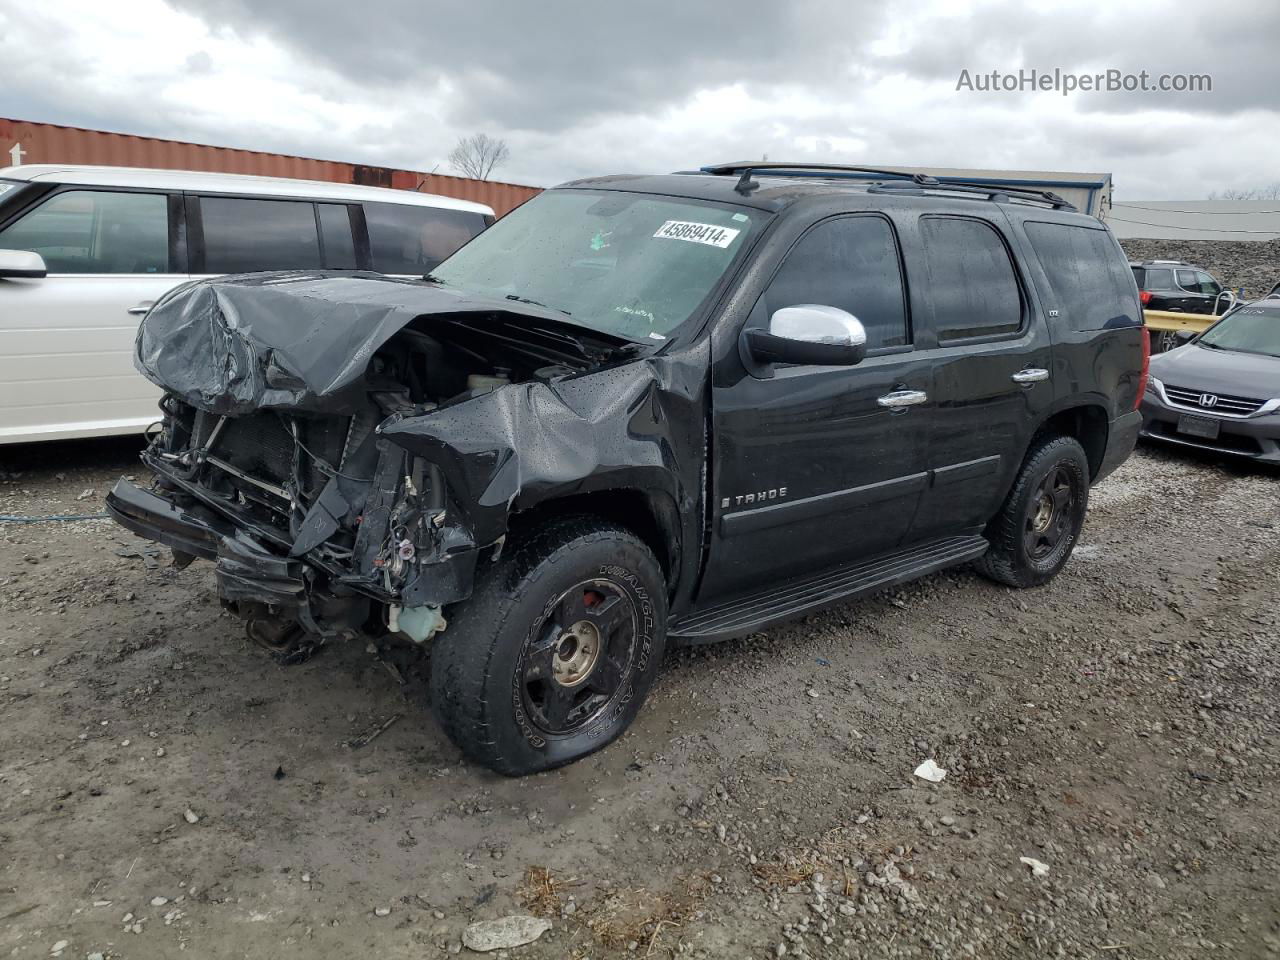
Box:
505;293;572;317
422;273;447;284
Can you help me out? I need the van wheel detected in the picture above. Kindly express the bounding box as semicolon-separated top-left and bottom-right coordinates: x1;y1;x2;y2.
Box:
977;435;1090;588
429;518;666;776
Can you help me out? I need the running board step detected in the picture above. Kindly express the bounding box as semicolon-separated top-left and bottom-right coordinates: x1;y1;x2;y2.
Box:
670;535;988;644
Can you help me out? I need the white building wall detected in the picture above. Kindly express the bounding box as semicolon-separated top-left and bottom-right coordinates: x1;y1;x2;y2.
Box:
1108;200;1280;241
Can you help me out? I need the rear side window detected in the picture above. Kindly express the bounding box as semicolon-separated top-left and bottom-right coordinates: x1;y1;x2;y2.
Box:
919;217;1022;342
365;202;488;275
1142;267;1176;290
0;189;169;274
200;197;322;274
1024;222;1140;332
763;215;909;349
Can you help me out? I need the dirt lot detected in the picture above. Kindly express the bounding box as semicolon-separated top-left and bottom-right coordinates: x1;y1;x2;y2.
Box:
2;438;1278;960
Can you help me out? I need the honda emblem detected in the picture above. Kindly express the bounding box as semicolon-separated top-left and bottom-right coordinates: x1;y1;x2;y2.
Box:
1199;393;1219;408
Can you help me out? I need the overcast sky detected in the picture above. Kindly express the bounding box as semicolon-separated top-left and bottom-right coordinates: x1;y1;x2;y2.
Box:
2;0;1276;199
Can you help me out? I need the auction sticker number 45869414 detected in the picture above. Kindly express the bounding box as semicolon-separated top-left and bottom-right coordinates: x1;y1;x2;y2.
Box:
653;220;740;248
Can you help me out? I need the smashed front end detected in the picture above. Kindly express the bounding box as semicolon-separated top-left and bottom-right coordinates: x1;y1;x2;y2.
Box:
107;271;690;652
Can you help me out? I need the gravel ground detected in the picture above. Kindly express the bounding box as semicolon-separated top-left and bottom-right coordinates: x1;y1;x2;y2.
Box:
1;437;1278;959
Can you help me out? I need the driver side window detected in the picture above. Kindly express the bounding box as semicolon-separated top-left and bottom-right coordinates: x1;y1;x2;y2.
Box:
763;215;910;349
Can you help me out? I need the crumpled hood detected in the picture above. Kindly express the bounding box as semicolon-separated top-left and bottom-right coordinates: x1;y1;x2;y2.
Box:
1151;342;1280;400
134;271;606;415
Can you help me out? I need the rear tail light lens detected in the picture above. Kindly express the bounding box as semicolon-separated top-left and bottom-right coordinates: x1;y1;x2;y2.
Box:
1135;329;1151;409
1139;290;1153;306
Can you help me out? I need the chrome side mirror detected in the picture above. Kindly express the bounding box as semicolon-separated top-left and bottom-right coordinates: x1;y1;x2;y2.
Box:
0;249;47;279
747;304;868;366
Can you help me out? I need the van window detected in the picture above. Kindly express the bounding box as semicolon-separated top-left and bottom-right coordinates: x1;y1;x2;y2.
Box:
763;215;909;349
920;217;1022;341
317;204;357;269
365;202;488;275
1024;222;1140;331
200;197;322;274
0;190;169;274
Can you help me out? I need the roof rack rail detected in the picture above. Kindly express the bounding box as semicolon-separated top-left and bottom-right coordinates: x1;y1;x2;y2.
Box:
701;161;940;195
867;178;1077;211
698;161;1077;211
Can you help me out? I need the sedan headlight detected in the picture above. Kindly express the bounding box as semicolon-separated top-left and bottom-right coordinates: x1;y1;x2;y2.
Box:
1145;376;1162;396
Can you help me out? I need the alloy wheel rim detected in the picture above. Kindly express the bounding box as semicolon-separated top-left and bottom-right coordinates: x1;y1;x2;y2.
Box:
519;579;637;736
1023;463;1080;561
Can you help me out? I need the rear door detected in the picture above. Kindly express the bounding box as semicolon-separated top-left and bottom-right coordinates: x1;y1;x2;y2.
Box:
906;214;1054;541
189;194;357;276
1174;268;1216;314
0;187;186;442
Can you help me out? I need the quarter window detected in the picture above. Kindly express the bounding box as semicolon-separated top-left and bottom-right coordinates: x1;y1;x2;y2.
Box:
920;217;1022;341
0;190;169;274
763;216;909;349
317;204;357;269
200;197;322;274
1024;221;1139;332
365;202;489;275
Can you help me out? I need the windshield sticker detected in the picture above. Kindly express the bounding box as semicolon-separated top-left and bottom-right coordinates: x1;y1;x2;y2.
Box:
653;220;740;248
731;212;750;222
616;304;657;324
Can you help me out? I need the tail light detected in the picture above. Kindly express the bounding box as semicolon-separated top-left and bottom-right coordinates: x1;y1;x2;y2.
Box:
1139;290;1152;306
1135;328;1151;409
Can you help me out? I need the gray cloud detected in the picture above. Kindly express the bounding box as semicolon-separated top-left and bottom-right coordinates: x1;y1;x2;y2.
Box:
880;0;1278;116
2;0;1278;200
165;0;882;132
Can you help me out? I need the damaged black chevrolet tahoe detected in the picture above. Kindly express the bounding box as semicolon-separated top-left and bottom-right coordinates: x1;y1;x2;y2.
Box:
107;162;1146;775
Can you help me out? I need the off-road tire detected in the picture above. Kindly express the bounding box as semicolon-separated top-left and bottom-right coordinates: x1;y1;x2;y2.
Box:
977;434;1090;589
429;517;667;776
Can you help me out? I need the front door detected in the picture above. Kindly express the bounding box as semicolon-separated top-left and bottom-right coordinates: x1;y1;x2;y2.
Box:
698;213;934;601
0;188;185;442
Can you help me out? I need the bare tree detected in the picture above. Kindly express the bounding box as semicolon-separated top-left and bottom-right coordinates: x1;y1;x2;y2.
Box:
1209;183;1280;200
447;134;510;181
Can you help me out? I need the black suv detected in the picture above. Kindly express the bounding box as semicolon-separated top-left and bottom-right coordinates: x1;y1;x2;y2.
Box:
1131;259;1228;314
107;162;1145;775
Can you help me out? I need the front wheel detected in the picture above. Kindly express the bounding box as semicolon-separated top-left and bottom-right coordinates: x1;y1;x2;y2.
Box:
429;518;667;776
977;434;1090;588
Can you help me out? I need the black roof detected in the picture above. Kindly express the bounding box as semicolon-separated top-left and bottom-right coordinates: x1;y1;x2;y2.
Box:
556;168;1095;223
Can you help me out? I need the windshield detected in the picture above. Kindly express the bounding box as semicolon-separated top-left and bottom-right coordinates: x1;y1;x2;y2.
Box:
429;189;763;342
1198;306;1280;358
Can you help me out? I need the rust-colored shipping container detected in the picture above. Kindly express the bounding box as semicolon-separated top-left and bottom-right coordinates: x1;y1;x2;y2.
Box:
0;118;541;216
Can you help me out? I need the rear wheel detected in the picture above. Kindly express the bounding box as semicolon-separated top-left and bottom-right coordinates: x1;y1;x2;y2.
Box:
977;435;1090;588
429;517;666;776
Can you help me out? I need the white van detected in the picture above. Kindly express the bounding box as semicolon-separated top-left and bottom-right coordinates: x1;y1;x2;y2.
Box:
0;165;495;444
